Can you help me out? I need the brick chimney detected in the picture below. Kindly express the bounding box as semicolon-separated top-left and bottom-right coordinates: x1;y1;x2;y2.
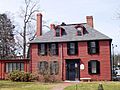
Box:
36;13;42;36
50;24;56;30
86;16;94;28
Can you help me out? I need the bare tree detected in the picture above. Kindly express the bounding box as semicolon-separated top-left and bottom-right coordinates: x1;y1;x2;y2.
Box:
18;0;40;58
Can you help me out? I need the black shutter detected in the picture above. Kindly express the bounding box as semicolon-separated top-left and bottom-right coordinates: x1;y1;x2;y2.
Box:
48;44;51;55
38;44;40;55
75;42;78;55
96;41;99;54
56;43;58;55
87;42;91;54
67;43;70;55
96;61;100;74
88;61;91;74
50;61;53;75
45;44;47;55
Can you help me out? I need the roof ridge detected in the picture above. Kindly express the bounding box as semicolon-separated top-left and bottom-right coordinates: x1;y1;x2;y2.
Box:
59;23;87;26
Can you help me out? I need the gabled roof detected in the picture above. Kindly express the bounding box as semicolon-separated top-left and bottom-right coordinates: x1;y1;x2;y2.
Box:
29;23;112;43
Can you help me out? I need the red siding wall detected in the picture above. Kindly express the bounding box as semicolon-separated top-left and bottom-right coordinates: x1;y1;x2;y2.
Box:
31;40;111;81
0;59;29;79
30;44;63;81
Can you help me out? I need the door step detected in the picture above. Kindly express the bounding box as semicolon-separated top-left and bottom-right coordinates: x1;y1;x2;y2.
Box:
64;80;80;83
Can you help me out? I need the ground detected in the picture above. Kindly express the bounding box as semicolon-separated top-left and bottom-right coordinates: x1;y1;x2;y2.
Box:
0;80;56;90
51;82;77;90
64;82;120;90
0;81;120;90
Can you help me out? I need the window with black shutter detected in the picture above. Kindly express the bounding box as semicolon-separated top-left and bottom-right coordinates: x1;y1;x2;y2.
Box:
49;43;58;55
38;44;47;55
88;60;100;74
50;61;59;75
67;42;78;55
88;41;99;54
38;61;48;75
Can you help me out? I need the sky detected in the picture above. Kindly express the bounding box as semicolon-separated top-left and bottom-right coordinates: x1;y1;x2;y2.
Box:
0;0;120;54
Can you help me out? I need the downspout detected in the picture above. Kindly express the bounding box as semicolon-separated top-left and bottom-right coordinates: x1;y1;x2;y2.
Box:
60;43;64;80
110;40;112;81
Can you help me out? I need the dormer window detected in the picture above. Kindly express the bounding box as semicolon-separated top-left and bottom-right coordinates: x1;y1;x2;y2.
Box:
55;27;66;37
56;28;61;37
77;27;83;36
75;25;84;36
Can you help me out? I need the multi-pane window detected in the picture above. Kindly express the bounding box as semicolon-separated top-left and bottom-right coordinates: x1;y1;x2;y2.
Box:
38;61;48;75
77;30;82;36
38;44;47;55
56;28;60;37
50;61;59;75
38;61;59;75
88;41;99;54
77;27;82;36
88;60;100;74
49;43;58;55
67;42;78;55
6;62;24;73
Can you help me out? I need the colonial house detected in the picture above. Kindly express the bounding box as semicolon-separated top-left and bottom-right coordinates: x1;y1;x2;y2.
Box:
29;13;112;81
0;13;112;81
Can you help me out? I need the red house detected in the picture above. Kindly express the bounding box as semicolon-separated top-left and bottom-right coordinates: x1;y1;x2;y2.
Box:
0;13;112;81
29;13;112;81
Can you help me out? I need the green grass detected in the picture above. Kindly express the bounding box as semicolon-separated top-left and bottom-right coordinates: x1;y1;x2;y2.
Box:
0;80;56;90
64;82;120;90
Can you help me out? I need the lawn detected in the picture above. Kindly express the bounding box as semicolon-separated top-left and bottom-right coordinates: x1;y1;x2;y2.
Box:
0;80;56;90
64;82;120;90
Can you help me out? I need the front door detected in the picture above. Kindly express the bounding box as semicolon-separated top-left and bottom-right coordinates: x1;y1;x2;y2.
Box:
66;60;80;81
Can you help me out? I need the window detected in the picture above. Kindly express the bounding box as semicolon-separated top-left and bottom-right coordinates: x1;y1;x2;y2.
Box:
13;63;16;71
77;27;82;36
67;42;78;55
38;61;48;75
56;28;60;37
88;41;99;54
77;30;82;36
5;62;24;73
50;61;59;75
49;43;58;55
38;44;47;55
88;60;100;74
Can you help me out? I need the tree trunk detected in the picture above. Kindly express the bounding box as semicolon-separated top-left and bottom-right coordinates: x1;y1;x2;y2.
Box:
23;25;26;58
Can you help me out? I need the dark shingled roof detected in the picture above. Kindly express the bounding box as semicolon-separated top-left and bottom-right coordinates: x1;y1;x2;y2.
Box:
29;23;112;43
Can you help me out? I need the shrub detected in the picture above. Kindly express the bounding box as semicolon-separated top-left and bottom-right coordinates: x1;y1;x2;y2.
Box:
7;70;38;82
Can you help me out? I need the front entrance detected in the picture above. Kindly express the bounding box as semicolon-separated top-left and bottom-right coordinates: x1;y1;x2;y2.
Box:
66;59;80;81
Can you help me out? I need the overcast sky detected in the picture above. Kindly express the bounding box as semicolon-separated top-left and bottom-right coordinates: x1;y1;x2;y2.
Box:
0;0;120;53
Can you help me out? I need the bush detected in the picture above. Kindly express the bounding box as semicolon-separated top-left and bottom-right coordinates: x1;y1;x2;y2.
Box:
42;74;58;83
7;70;38;82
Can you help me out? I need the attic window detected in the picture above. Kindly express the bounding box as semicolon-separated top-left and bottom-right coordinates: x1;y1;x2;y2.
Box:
56;28;60;37
76;27;83;36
